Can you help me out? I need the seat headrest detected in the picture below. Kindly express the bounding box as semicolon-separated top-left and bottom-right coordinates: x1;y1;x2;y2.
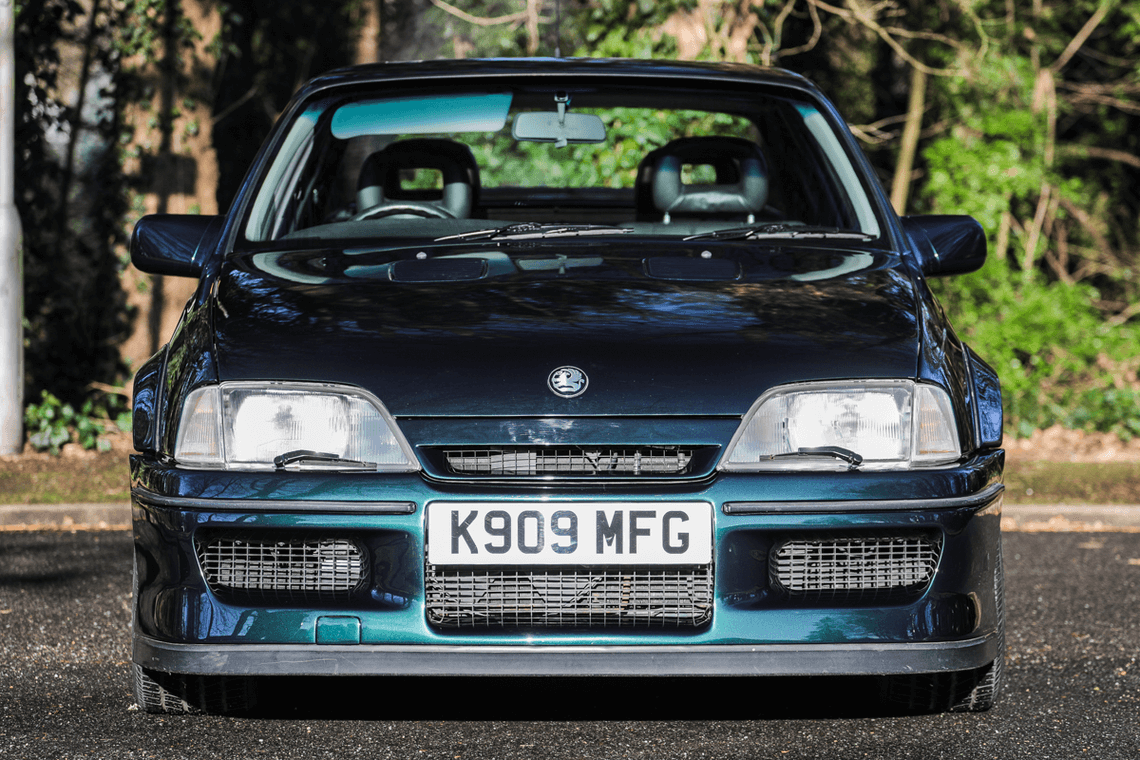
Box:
357;138;481;218
636;137;768;222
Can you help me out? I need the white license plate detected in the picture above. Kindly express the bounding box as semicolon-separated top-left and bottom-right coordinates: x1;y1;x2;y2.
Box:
427;502;712;566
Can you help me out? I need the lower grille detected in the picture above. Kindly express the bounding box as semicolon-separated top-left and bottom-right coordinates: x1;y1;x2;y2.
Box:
771;535;940;602
197;536;366;603
442;447;694;477
425;564;713;628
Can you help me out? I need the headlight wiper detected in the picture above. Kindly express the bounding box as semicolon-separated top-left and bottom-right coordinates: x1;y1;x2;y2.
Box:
685;224;875;242
273;450;378;471
436;223;632;242
764;446;864;470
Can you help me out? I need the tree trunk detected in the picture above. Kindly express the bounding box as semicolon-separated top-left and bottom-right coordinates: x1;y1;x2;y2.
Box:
119;0;221;377
890;64;926;215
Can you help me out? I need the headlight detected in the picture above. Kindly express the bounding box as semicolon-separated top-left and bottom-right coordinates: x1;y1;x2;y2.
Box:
720;380;960;471
174;382;418;471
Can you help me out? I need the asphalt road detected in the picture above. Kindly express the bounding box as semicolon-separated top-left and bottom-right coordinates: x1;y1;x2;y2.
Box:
1;530;1138;760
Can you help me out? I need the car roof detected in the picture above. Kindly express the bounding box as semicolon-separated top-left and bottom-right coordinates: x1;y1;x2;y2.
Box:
299;58;820;99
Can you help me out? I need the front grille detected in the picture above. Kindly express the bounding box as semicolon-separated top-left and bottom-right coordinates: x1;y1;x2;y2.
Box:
770;535;940;602
425;564;713;628
197;536;366;603
442;447;694;477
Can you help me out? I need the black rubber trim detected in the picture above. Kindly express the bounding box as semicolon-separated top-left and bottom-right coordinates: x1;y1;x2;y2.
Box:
722;482;1004;515
132;487;417;514
134;632;998;678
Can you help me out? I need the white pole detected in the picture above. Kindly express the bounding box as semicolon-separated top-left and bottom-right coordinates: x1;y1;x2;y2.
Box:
0;0;25;454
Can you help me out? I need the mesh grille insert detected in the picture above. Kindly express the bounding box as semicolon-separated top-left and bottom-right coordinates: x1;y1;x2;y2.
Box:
197;536;365;603
426;564;713;628
771;535;940;602
442;447;694;477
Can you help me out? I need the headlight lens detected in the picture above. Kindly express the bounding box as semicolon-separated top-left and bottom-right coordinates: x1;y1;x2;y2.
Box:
174;382;418;471
721;380;960;471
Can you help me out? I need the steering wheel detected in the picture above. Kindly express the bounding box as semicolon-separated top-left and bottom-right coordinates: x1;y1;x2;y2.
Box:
351;202;456;221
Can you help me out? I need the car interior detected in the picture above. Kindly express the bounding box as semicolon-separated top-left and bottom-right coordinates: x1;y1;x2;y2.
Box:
242;86;880;245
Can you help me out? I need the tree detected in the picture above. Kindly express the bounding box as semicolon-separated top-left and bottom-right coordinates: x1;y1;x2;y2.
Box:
14;0;1140;442
433;0;1140;437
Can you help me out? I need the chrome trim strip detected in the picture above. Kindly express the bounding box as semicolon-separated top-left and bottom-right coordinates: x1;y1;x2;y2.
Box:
134;632;997;678
131;487;417;514
722;482;1004;515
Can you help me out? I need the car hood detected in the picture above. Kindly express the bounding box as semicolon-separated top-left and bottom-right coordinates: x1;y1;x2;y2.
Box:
213;242;920;417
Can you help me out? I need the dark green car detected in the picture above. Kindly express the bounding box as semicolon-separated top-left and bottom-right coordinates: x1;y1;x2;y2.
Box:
128;58;1005;715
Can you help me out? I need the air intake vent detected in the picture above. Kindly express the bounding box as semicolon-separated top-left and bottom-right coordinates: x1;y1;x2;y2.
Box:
426;564;713;628
197;536;366;603
441;447;695;477
770;534;940;602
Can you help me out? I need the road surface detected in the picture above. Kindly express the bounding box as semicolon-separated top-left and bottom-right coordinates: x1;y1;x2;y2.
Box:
1;528;1138;759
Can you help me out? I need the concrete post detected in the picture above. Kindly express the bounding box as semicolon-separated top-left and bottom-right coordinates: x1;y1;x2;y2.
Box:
0;0;24;454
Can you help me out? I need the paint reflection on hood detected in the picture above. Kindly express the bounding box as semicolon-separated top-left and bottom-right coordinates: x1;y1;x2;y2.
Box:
213;242;920;416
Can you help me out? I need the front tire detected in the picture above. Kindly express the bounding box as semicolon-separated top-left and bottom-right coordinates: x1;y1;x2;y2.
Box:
950;538;1005;712
132;664;257;715
884;538;1006;713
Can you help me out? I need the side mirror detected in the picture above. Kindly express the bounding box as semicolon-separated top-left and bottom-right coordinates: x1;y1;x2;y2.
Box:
901;215;987;277
130;214;224;278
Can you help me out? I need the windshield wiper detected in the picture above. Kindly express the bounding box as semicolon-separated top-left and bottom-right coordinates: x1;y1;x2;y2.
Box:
685;223;875;242
764;446;864;471
436;223;632;242
273;450;377;471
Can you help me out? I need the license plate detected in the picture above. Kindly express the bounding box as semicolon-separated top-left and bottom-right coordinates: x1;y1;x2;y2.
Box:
427;502;712;566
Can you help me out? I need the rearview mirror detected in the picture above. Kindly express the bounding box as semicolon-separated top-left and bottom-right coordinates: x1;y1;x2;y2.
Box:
512;112;606;147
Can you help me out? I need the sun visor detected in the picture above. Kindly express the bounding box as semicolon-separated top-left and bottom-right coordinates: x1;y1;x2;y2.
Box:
331;93;512;138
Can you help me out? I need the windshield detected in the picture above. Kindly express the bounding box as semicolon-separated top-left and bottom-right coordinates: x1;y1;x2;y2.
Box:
241;81;882;247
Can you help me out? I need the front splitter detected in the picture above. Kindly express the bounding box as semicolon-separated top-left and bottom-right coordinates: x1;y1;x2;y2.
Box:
135;633;998;677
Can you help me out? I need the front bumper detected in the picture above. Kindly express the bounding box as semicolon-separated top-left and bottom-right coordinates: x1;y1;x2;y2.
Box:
130;450;1004;677
134;635;999;677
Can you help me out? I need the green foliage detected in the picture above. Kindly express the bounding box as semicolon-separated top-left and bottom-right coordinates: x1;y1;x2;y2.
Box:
24;391;132;455
24;393;72;455
573;0;689;59
395;0;1140;442
923;116;1046;233
915;1;1140;439
933;257;1140;440
467;108;754;188
14;0;1140;444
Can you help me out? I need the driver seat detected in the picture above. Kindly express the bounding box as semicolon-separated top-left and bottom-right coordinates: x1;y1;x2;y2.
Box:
356;139;481;218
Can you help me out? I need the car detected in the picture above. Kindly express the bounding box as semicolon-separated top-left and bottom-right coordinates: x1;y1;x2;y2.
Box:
127;58;1006;715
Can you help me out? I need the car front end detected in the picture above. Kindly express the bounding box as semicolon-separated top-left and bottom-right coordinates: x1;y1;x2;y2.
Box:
128;59;1005;714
